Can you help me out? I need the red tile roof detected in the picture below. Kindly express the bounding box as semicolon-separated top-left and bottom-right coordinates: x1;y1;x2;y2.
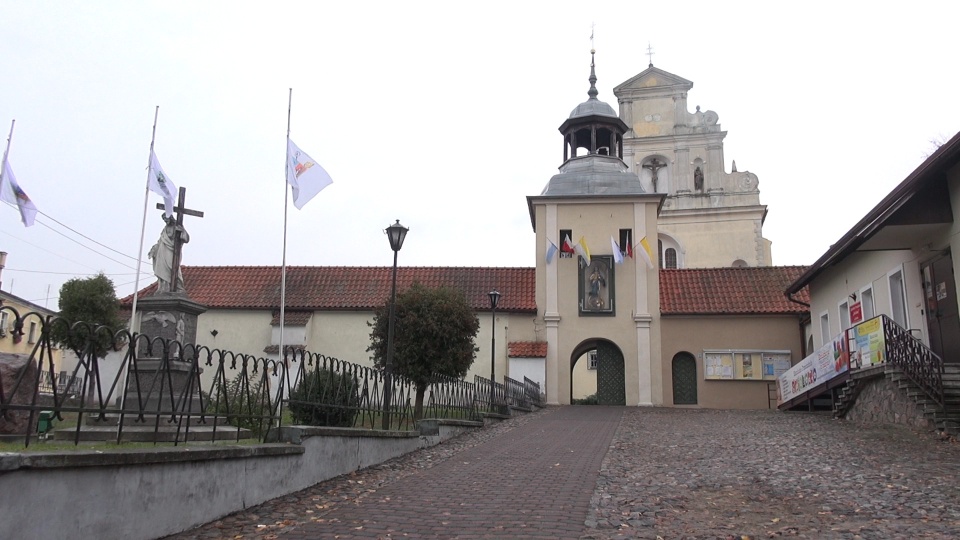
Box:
124;266;537;313
508;341;548;358
659;266;810;315
270;311;312;326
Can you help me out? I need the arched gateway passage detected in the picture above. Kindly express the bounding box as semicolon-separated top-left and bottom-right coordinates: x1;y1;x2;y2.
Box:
570;339;626;405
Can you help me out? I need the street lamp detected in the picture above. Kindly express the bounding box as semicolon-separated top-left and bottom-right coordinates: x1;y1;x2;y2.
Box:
382;219;408;430
488;289;501;411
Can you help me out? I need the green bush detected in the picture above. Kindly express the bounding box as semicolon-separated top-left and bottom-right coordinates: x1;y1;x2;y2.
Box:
572;393;599;405
288;367;359;427
206;370;274;437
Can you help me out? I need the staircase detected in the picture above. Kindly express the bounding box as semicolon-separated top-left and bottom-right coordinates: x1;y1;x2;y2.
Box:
833;363;960;435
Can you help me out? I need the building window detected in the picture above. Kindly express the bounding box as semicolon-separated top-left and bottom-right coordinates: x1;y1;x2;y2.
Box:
819;311;830;347
888;268;908;328
559;228;574;258
664;248;678;269
839;300;851;332
618;229;632;258
28;321;38;344
860;286;875;320
0;311;7;337
658;240;663;268
588;350;598;370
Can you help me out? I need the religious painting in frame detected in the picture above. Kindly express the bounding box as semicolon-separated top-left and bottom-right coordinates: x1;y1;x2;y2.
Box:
578;255;614;315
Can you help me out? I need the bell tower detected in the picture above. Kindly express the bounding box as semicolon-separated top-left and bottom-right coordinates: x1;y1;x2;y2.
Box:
527;49;664;406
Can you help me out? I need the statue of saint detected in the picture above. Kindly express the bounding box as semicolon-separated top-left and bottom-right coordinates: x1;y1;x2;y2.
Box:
148;215;189;293
694;166;704;191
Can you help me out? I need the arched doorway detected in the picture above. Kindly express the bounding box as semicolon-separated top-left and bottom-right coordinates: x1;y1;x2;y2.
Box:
672;352;698;405
570;339;625;405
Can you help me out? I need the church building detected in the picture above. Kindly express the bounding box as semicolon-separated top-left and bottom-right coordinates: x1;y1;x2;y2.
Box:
121;53;807;410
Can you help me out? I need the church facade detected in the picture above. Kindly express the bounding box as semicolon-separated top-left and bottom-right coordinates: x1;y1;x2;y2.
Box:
121;56;807;410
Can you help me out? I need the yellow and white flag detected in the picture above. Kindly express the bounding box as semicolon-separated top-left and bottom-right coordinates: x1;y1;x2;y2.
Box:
287;139;333;209
575;236;591;265
638;236;655;269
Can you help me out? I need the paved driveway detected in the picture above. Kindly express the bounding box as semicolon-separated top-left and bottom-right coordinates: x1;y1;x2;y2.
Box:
169;406;960;539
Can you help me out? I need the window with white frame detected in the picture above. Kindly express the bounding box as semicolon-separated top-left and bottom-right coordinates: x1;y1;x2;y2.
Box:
819;311;830;347
587;350;598;370
839;300;851;332
888;268;908;328
0;311;7;337
860;286;875;320
28;321;37;344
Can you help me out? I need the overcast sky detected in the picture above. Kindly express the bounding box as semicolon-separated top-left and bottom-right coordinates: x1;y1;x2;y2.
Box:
2;1;959;310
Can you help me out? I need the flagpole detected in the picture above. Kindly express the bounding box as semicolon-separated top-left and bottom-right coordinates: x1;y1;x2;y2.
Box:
1;120;15;188
121;106;159;414
279;88;292;405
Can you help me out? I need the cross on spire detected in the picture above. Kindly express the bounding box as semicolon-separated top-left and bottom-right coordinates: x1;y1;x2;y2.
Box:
646;42;655;67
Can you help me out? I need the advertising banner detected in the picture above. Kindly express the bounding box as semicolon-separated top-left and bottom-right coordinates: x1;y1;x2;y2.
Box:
851;316;885;368
778;331;850;404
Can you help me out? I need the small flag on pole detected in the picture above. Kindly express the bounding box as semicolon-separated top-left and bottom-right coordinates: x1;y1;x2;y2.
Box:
611;237;624;264
287;139;333;209
148;150;177;218
638;236;655;269
546;239;558;264
0;159;37;227
561;234;576;255
575;236;591;265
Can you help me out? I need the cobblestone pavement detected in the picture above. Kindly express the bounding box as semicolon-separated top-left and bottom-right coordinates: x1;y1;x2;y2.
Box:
168;407;960;540
585;408;960;539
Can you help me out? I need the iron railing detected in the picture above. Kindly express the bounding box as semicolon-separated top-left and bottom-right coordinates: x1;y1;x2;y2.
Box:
504;376;530;409
0;309;516;447
523;376;543;407
881;315;945;407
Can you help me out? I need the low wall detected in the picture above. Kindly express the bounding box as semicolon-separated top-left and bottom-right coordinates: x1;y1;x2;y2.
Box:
0;418;485;540
844;376;935;430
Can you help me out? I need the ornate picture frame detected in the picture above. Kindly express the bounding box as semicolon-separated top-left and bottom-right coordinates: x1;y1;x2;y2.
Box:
578;255;615;315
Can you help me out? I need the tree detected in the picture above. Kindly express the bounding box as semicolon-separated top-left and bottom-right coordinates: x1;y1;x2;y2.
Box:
368;283;479;420
49;273;124;357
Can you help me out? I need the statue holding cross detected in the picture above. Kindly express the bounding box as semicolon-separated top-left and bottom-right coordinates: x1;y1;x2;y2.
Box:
148;186;204;294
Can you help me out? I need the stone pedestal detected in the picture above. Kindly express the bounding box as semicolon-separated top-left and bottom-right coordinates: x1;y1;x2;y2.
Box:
126;292;208;415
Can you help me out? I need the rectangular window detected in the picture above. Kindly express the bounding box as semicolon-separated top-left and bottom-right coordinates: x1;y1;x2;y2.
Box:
28;321;37;344
820;311;830;347
618;229;632;258
0;311;7;336
860;286;875;320
588;350;598;370
559;228;573;258
839;300;851;332
888;268;908;328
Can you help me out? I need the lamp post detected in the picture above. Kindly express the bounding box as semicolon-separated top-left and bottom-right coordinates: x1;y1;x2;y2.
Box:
382;219;408;430
488;289;501;411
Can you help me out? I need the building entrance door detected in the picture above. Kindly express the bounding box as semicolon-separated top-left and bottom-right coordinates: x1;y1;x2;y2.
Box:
922;251;960;364
596;341;626;405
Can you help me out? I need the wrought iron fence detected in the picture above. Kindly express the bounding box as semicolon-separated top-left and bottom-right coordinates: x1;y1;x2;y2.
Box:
523;376;543;407
881;315;944;407
0;308;514;447
504;376;529;409
474;374;508;414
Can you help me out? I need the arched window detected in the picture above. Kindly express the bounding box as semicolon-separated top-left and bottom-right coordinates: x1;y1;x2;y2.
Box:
664;248;677;269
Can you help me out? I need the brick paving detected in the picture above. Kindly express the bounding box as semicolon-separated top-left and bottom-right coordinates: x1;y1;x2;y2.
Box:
169;406;960;540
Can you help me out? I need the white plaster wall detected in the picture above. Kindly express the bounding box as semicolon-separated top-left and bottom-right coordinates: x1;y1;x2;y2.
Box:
509;357;545;391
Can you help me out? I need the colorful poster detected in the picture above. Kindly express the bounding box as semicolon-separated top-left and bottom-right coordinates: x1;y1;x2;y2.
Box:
778;330;850;404
851;316;885;367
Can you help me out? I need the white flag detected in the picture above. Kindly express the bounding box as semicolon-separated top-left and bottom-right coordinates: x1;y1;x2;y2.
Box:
287;139;333;209
148;150;177;218
0;159;38;227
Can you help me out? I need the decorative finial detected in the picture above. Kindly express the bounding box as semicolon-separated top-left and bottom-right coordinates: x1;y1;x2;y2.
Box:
646;42;654;68
588;49;598;100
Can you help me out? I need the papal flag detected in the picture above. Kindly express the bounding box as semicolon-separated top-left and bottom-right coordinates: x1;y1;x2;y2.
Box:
287;138;333;209
638;236;655;269
0;159;38;227
575;236;591;265
148;150;177;218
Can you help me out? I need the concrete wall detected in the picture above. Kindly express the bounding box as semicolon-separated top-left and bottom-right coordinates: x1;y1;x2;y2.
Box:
660;314;803;409
0;421;484;540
